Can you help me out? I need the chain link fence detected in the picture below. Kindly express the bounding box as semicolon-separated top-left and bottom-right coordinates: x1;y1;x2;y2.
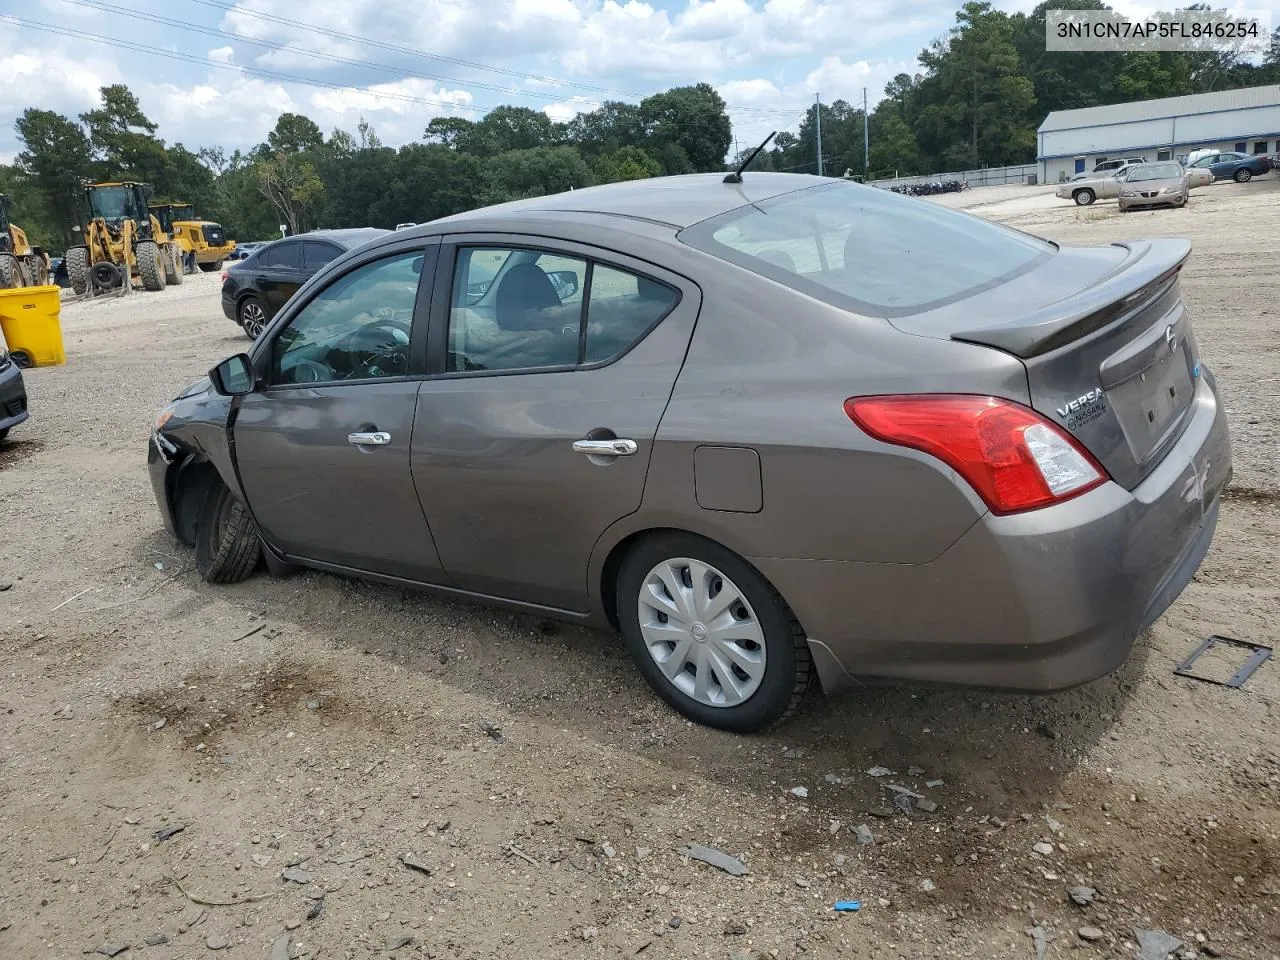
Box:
871;163;1040;189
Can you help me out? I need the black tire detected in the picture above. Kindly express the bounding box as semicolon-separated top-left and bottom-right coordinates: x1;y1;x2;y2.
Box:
164;245;183;285
1234;167;1252;183
238;295;268;339
0;427;9;443
194;481;262;584
66;247;89;295
198;261;221;273
617;533;812;733
1073;188;1095;206
137;240;165;292
0;254;17;289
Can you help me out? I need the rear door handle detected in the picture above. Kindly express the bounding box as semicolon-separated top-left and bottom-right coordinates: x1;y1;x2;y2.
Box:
348;431;391;446
572;438;638;457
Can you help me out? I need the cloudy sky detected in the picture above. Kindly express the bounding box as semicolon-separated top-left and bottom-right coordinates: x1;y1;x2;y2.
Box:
0;0;1249;165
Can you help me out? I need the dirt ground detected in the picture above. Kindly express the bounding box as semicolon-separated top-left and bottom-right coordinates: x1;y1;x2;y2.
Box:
1;181;1278;960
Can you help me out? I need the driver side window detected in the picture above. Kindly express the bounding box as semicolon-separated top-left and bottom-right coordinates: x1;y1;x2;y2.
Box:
271;251;424;385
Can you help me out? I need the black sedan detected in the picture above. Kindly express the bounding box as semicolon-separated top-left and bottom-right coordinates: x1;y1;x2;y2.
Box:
0;347;29;442
1187;151;1273;182
221;229;389;338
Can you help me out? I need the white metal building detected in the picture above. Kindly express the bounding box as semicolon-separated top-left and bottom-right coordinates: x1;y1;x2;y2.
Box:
1037;84;1280;182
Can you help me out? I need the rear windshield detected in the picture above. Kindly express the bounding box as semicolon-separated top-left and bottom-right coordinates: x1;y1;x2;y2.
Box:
679;181;1054;316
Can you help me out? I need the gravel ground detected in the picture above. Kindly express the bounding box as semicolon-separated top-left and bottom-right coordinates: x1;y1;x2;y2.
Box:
1;185;1278;960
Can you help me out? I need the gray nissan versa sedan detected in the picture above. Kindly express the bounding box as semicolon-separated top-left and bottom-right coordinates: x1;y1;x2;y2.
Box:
147;173;1231;732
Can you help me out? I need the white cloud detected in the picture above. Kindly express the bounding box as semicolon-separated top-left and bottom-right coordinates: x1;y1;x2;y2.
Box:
208;46;235;64
542;96;596;123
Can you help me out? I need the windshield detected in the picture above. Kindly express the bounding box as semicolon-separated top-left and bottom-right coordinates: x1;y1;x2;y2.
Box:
680;181;1054;316
89;186;144;223
1128;164;1183;182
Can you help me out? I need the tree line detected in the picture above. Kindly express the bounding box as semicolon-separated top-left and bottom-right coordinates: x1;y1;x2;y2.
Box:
5;0;1280;249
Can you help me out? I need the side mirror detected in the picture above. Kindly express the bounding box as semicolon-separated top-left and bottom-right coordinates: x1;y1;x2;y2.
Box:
547;269;579;299
209;354;254;396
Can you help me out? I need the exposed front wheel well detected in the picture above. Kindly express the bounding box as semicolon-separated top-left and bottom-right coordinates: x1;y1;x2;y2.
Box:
170;457;220;546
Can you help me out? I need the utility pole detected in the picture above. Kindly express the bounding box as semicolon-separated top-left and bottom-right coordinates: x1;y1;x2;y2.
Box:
815;92;823;176
863;87;870;177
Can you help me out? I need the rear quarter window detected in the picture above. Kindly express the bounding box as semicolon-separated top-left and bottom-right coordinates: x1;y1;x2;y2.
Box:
680;181;1053;317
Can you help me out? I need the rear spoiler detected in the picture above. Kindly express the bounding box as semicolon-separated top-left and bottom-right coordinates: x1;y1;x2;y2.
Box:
951;238;1191;358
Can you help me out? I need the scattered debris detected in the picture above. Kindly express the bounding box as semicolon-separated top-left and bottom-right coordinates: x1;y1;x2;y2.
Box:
150;718;166;731
0;580;11;591
1078;927;1104;942
794;877;810;889
1032;842;1055;856
925;779;944;788
869;806;894;819
677;843;748;876
154;825;185;843
789;786;809;798
833;854;847;867
581;926;599;941
635;846;652;860
781;746;806;759
280;866;311;884
270;934;290;960
305;898;324;922
1174;635;1272;688
231;624;266;643
94;945;130;957
854;824;875;846
167;876;277;907
882;784;923;799
251;853;272;868
724;922;747;936
827;819;842;835
892;792;915;815
1026;924;1052;960
866;766;893;777
305;700;319;710
1046;816;1063;832
285;919;300;931
916;798;938;814
601;843;616;859
1135;929;1183;960
206;934;229;950
907;765;925;776
144;933;169;947
919;879;936;892
1068;885;1096;907
668;917;682;930
387;935;414;951
833;901;861;912
505;844;539;867
398;854;432;876
823;773;843;785
478;721;505;743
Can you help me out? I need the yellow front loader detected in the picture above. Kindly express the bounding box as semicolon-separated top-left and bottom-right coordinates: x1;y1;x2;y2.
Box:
150;203;236;271
0;194;51;288
65;182;184;296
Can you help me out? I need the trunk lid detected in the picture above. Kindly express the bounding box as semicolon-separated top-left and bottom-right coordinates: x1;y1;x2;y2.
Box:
891;239;1198;490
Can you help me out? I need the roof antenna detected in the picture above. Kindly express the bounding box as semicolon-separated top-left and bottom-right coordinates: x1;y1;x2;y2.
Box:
723;131;778;184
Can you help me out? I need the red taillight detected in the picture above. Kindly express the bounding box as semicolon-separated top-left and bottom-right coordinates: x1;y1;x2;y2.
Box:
844;395;1108;514
220;270;229;282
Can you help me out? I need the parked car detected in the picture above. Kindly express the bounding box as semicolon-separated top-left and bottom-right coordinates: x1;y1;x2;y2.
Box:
0;344;29;442
1058;163;1208;206
1118;161;1192;212
221;229;390;338
150;173;1230;733
49;256;71;288
1187;151;1272;182
226;241;265;262
1092;157;1146;174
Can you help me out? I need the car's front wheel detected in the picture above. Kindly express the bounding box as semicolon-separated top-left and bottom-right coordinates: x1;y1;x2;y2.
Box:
194;482;262;583
238;296;268;339
1234;167;1253;182
617;533;811;732
1073;188;1095;206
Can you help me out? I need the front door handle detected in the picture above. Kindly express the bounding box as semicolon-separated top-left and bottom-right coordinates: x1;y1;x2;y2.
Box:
572;438;638;457
348;431;391;446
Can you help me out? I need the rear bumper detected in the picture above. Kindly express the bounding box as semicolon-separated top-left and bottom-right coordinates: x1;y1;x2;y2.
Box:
756;370;1232;694
197;244;235;264
221;291;237;322
0;361;29;432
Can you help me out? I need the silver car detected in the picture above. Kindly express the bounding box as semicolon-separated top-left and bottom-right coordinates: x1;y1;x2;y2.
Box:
1119;162;1191;211
148;174;1231;732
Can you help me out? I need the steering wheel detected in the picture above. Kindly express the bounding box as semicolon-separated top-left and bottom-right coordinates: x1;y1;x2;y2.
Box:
341;322;411;379
284;358;333;384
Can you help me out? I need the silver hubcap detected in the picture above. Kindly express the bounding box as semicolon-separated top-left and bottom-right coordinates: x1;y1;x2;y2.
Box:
242;303;265;338
638;558;766;708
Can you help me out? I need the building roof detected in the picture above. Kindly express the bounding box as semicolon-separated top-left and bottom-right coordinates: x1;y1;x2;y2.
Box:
429;172;831;230
1039;84;1280;133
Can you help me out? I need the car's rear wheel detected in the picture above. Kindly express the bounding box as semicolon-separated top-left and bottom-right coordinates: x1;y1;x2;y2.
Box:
0;428;9;443
194;481;261;584
1234;168;1253;182
238;296;267;339
1073;188;1095;206
617;533;811;732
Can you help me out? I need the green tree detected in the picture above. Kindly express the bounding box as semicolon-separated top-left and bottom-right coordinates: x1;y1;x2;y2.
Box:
267;113;325;155
80;84;171;186
258;152;324;235
424;116;477;148
639;84;731;172
15;108;94;246
468;106;560;156
480;146;593;204
593;146;662;183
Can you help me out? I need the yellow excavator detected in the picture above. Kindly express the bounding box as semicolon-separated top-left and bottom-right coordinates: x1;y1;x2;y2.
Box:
65;181;183;295
149;202;236;272
0;194;51;288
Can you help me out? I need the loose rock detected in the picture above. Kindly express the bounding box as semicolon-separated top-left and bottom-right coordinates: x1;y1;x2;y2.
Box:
206;935;229;950
677;843;748;876
635;846;652;860
915;798;938;814
1135;929;1184;960
789;786;808;798
919;879;936;892
854;824;875;846
398;854;432;876
1069;885;1096;907
668;917;682;930
1032;842;1055;856
1078;927;1104;942
95;945;130;957
724;922;747;936
580;926;599;940
280;866;311;884
144;933;169;946
866;766;893;777
387;936;414;951
270;933;290;960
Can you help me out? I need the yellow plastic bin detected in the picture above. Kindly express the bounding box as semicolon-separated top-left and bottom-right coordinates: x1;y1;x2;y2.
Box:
0;285;65;368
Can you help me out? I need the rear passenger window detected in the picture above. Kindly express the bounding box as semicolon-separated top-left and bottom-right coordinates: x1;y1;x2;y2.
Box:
303;242;341;270
258;242;298;268
585;266;678;364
